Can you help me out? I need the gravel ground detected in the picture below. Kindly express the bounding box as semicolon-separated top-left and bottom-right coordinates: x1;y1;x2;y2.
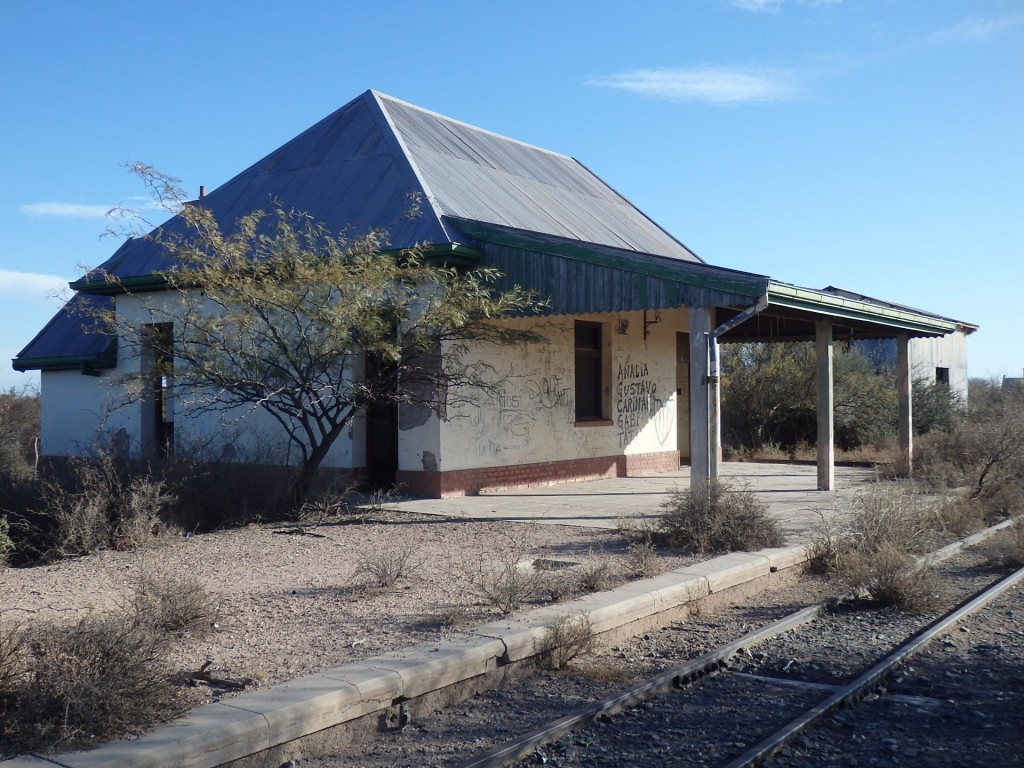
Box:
0;512;695;745
295;543;1021;768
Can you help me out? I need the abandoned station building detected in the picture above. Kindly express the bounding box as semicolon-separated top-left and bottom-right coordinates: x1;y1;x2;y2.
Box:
14;91;976;497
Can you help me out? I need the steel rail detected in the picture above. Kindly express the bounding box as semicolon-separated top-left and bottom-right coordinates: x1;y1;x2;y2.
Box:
452;518;1021;768
453;603;827;768
723;564;1024;768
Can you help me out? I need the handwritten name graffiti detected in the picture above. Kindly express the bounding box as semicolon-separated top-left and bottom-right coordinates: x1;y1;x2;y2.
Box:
525;375;571;410
470;367;575;456
616;361;664;448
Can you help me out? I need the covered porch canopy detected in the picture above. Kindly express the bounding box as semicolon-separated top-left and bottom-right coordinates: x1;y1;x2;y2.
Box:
699;282;960;490
453;221;961;490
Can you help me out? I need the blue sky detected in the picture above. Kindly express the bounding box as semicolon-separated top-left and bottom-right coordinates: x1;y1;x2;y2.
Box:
1;0;1021;390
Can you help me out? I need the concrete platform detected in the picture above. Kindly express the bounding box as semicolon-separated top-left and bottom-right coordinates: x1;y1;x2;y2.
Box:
388;462;879;542
1;462;877;768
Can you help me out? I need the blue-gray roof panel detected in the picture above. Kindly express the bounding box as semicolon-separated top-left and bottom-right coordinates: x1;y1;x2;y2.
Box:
13;294;115;370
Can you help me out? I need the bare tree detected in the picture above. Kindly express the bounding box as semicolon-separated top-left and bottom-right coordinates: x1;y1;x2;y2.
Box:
100;197;544;505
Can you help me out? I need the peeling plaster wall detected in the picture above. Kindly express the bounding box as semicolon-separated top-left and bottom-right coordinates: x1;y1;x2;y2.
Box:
436;309;688;472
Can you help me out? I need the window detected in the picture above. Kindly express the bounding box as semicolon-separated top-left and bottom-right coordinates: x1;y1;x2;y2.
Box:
575;321;606;421
935;367;950;386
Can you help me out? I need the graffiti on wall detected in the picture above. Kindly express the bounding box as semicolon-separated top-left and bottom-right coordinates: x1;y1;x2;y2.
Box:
468;364;575;456
615;361;674;448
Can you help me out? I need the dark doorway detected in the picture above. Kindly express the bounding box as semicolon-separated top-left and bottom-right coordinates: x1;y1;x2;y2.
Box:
364;353;399;489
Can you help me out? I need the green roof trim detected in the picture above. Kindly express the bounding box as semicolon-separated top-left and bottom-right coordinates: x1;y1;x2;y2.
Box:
71;274;170;295
767;282;957;336
451;219;769;298
13;342;117;373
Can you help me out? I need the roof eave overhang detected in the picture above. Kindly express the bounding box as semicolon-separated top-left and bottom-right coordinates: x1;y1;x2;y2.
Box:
70;274;169;295
766;281;957;337
13;345;117;373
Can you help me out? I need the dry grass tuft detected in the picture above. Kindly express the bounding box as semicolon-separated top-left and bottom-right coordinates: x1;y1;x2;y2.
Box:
354;539;424;590
981;519;1024;569
127;570;221;637
541;612;597;670
841;545;946;612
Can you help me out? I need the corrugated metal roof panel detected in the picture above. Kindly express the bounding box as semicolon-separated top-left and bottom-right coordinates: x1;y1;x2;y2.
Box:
75;90;702;289
13;294;115;371
375;93;701;262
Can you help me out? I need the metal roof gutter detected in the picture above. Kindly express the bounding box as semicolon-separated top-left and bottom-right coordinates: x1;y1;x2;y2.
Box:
766;281;958;336
13;346;116;373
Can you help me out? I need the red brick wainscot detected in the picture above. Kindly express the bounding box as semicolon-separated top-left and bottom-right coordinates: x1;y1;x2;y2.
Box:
397;450;680;498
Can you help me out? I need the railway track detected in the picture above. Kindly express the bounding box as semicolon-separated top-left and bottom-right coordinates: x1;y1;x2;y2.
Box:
466;562;1024;768
305;529;1023;768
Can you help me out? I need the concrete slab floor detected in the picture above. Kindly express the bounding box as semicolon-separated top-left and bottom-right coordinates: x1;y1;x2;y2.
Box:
387;462;881;543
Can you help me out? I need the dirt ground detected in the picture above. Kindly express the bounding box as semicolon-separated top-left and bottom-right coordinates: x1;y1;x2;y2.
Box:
1;512;696;709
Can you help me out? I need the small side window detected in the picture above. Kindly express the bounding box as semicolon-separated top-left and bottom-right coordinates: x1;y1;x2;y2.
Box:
935;367;950;386
575;321;605;421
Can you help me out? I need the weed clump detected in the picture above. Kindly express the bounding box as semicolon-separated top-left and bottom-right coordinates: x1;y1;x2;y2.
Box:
354;539;424;590
0;615;181;752
654;479;784;554
808;483;950;611
127;570;221;637
840;544;945;611
541;612;596;670
981;518;1024;569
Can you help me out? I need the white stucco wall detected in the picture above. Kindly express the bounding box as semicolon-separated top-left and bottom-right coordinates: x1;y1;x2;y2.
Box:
39;369;131;456
40;290;700;475
434;309;688;472
37;291;360;468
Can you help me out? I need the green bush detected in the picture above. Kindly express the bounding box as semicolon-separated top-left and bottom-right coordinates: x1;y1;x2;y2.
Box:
655;478;784;554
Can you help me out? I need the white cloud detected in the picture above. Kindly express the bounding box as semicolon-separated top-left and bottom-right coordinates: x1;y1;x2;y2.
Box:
19;202;112;219
728;0;783;12
726;0;840;11
933;14;1024;44
0;269;70;300
588;66;802;105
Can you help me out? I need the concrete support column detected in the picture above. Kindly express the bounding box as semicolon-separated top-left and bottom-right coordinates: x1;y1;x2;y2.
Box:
816;319;835;491
688;307;714;484
897;333;913;477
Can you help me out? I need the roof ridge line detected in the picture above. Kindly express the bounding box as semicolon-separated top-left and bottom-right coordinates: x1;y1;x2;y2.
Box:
370;90;575;161
366;91;454;245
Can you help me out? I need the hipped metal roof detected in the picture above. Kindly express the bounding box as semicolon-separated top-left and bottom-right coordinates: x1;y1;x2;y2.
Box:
14;91;970;372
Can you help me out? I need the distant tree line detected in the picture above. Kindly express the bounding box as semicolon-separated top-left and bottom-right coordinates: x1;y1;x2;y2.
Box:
719;341;961;455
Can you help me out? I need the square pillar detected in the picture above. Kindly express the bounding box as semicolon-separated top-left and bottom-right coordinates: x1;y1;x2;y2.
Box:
816;319;834;491
688;307;714;484
897;333;913;476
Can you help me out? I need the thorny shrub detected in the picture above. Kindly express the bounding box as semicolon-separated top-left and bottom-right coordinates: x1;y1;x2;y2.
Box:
914;383;1024;520
808;483;958;611
542;612;597;670
126;569;221;637
0;614;181;752
654;479;784;554
840;544;945;612
354;539;425;590
469;529;545;615
625;538;663;578
6;450;176;565
573;554;616;593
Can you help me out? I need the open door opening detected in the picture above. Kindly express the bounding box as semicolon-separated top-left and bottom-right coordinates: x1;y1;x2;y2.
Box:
364;353;399;490
676;332;691;464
